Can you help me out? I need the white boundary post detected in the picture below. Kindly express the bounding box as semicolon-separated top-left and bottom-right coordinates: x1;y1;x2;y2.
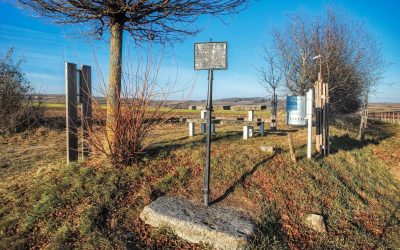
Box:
243;126;249;140
248;110;254;122
306;89;313;159
188;122;195;137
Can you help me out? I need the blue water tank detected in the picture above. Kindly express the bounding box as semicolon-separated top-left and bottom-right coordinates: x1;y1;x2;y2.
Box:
286;96;307;126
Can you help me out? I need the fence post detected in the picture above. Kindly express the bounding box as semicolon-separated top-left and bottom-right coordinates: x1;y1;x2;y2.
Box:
65;62;78;163
80;65;92;158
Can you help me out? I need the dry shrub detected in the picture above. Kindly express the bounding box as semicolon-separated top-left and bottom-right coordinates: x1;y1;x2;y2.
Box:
0;48;43;135
84;49;184;167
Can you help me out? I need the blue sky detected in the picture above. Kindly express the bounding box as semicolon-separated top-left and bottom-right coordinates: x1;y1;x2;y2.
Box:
0;0;399;102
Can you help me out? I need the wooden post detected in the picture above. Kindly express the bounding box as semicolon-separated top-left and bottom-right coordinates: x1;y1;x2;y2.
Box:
65;62;78;163
287;132;296;163
80;65;92;158
315;77;322;153
306;89;313;159
324;82;330;155
322;82;326;154
314;72;329;156
270;92;277;131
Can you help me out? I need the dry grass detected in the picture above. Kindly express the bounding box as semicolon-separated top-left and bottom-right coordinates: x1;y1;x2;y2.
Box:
0;108;399;249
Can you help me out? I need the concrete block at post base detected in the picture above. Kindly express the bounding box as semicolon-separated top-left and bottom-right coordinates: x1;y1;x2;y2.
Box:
140;196;255;250
243;125;254;140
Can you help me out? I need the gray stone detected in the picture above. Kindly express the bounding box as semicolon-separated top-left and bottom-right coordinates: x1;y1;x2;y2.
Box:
140;196;255;249
201;123;207;134
260;146;275;154
259;122;265;136
304;214;327;233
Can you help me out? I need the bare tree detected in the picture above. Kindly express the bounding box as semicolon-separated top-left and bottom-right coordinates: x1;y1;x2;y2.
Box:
85;49;179;166
272;12;315;96
18;0;249;149
0;48;43;135
258;48;282;130
356;37;385;141
271;7;385;114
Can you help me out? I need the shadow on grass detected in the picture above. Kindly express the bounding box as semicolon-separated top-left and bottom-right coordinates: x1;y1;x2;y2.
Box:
267;129;298;137
211;154;275;205
330;120;396;154
330;134;379;154
248;202;289;249
374;203;400;249
145;131;243;159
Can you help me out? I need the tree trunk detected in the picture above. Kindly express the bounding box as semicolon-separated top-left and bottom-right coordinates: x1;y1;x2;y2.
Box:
358;93;368;142
271;89;277;131
106;18;124;151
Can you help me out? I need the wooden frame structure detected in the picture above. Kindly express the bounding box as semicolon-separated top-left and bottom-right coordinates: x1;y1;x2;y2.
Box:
65;62;92;164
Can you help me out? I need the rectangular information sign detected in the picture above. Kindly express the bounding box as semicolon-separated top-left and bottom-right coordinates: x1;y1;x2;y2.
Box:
194;42;228;70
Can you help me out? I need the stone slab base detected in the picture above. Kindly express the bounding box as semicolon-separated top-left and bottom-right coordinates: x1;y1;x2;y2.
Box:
140;196;255;249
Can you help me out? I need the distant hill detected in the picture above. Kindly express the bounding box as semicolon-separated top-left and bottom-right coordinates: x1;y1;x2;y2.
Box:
36;94;399;111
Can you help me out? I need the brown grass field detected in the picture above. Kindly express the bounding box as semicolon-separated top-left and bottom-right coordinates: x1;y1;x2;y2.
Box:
0;107;399;249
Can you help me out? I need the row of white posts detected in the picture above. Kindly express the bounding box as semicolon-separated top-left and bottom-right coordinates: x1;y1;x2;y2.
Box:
188;110;264;140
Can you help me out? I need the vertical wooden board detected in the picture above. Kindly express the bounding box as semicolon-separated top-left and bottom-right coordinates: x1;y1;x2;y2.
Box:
287;132;296;163
80;65;92;158
65;62;78;163
325;83;330;154
315;81;322;153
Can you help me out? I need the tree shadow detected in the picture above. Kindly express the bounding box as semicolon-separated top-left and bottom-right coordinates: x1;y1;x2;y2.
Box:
267;129;298;136
211;155;275;205
247;202;288;249
330;134;379;154
329;119;396;153
374;203;400;249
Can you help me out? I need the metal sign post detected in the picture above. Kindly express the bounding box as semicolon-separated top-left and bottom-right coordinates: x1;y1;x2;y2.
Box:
194;41;227;206
204;69;213;206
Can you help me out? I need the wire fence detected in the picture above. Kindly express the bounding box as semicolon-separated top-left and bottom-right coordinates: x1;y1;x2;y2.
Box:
368;112;400;124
